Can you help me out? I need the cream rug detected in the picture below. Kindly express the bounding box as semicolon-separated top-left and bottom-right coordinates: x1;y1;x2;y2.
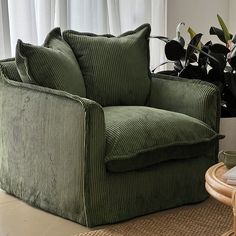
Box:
78;198;233;236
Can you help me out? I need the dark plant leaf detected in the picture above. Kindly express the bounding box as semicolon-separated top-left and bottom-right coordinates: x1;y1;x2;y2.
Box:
173;60;183;72
204;41;213;47
149;36;170;43
217;14;231;42
224;72;236;116
229;57;236;70
210;43;230;56
209;27;233;44
179;64;207;80
198;41;212;67
188;44;220;66
223;86;236;116
208;52;226;71
164;40;185;61
225;72;236;98
173;36;185;47
189;53;198;63
187;27;203;49
228;45;236;69
185;33;203;66
207;68;224;83
225;66;233;73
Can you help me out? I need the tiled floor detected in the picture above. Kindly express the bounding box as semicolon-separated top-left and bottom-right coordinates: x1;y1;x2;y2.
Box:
0;189;91;236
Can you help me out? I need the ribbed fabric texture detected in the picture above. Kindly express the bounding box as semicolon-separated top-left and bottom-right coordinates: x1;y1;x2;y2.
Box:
149;73;221;133
0;66;220;227
0;58;22;82
63;24;151;106
0;70;98;226
104;106;219;172
15;27;86;97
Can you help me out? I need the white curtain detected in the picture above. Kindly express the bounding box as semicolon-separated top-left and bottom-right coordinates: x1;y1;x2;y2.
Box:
0;0;167;69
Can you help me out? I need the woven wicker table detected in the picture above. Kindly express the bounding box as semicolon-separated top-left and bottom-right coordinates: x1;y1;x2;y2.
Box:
205;162;236;236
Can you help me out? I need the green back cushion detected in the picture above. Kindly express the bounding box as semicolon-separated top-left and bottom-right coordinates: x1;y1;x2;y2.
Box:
104;106;219;172
63;24;151;106
0;58;22;82
15;27;86;97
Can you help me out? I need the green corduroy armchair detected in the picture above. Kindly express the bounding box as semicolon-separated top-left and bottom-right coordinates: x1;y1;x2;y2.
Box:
0;24;221;227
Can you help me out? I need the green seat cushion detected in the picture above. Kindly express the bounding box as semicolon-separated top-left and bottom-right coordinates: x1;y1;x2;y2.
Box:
15;27;86;97
63;24;151;106
104;106;219;172
0;58;22;82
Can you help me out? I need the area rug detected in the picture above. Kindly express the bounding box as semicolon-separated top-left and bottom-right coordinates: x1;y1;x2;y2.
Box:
78;198;233;236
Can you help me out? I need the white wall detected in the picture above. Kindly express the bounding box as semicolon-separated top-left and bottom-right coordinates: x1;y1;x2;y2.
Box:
220;118;236;151
167;0;229;44
229;0;236;34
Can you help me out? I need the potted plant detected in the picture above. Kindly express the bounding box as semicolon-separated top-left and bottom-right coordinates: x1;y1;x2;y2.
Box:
151;15;236;118
151;15;236;150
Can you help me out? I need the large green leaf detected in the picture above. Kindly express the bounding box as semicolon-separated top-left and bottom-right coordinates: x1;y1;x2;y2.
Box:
217;14;231;42
210;43;230;56
185;33;203;66
187;27;196;40
209;27;233;44
164;40;185;61
187;27;203;49
210;27;225;43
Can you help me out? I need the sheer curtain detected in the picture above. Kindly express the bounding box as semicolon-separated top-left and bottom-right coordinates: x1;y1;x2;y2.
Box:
0;0;167;69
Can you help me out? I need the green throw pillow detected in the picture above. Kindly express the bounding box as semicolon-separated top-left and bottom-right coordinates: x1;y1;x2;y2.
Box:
63;24;151;106
15;27;86;97
0;58;22;82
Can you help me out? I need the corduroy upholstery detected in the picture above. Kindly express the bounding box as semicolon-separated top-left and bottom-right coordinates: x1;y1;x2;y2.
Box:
0;56;220;227
104;106;219;172
0;58;22;82
63;24;151;106
15;28;86;97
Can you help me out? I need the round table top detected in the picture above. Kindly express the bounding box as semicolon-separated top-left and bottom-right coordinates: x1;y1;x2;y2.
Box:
205;162;236;207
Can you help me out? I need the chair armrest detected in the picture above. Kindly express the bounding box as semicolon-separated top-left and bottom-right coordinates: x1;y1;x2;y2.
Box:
0;73;105;226
149;73;221;132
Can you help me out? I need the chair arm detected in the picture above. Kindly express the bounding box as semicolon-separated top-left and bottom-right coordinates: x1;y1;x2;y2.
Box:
0;73;105;226
149;73;221;132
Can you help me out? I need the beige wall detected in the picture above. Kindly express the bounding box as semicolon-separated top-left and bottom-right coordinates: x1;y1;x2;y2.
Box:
229;0;236;34
167;0;229;43
220;118;236;151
